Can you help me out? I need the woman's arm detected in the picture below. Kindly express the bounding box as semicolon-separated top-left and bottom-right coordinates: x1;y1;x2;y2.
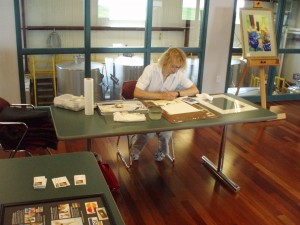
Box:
134;87;178;100
177;84;199;97
134;84;199;101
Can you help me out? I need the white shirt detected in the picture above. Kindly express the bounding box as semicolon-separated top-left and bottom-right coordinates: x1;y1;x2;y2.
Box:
136;63;194;92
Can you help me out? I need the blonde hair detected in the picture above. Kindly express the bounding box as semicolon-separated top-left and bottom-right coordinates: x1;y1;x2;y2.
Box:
158;47;187;70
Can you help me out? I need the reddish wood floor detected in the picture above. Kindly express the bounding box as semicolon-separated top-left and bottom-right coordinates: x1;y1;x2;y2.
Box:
1;100;300;225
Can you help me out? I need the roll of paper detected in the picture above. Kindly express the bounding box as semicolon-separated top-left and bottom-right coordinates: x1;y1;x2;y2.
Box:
84;78;94;115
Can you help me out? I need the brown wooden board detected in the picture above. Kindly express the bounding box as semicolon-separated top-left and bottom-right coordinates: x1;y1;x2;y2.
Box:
162;103;219;123
144;101;219;123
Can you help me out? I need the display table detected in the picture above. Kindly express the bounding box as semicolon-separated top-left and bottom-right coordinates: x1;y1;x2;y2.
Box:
50;94;277;192
0;152;124;225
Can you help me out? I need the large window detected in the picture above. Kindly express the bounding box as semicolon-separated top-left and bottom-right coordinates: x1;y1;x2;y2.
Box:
15;0;208;105
151;0;205;47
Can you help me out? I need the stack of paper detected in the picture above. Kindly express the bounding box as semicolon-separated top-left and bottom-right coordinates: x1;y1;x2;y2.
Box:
33;176;47;189
113;112;146;122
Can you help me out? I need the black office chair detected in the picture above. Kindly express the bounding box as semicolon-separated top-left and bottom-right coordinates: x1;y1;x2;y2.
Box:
116;80;175;169
0;97;58;158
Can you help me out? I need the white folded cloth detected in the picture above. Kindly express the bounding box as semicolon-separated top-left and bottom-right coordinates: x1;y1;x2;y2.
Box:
54;94;85;111
196;93;213;102
113;112;146;122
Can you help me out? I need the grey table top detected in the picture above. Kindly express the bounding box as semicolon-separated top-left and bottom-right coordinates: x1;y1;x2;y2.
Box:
50;94;277;140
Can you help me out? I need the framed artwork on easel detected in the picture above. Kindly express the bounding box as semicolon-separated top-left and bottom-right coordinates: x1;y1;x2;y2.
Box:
240;8;277;59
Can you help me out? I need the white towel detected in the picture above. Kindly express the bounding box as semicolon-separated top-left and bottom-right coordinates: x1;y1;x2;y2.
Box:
113;112;146;122
54;94;85;111
196;93;213;102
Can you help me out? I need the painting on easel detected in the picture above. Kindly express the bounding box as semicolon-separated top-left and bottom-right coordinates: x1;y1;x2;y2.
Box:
240;8;277;59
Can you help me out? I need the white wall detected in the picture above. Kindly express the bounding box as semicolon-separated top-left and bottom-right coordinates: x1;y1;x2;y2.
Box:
0;0;20;103
202;0;234;94
0;0;235;101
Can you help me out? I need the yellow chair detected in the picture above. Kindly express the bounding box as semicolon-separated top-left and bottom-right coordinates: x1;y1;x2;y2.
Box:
274;76;286;93
250;74;260;87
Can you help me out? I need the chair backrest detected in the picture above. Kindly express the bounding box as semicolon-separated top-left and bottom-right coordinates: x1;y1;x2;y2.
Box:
121;80;137;100
0;97;10;112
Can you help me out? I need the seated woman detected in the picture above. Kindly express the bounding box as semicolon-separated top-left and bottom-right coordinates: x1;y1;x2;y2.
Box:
130;47;199;162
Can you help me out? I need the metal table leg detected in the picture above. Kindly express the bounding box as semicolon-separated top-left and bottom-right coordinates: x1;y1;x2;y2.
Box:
87;138;93;152
116;135;132;170
202;125;240;192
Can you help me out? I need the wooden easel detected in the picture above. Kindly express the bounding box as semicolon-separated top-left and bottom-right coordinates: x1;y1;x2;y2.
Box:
235;1;280;109
236;1;286;120
235;57;280;109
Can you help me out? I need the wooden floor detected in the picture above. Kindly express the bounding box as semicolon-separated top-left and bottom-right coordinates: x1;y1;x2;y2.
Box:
1;100;300;225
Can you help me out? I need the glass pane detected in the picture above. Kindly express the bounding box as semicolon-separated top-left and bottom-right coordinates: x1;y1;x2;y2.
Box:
227;54;271;97
227;54;245;88
275;53;300;94
25;54;59;105
279;0;300;49
91;0;147;47
23;56;32;104
91;53;144;100
274;0;300;96
21;0;84;49
56;54;107;102
25;54;114;106
151;0;205;47
185;54;200;85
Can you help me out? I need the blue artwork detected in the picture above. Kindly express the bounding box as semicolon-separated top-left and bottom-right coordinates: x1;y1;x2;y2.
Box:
247;14;272;52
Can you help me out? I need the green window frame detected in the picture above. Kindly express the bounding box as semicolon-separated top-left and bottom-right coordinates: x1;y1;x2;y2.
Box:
14;0;209;104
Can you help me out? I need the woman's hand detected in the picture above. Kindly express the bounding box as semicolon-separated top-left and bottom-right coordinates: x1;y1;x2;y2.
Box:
161;92;177;101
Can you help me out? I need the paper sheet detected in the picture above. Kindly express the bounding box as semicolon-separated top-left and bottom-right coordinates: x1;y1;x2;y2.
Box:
113;112;146;122
97;100;148;115
161;101;200;115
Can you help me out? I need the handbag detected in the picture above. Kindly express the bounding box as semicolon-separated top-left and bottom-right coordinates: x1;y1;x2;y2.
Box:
95;153;120;192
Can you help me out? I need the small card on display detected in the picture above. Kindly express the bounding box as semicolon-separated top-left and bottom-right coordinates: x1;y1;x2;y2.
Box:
52;176;70;188
181;97;199;105
33;176;47;189
74;174;86;185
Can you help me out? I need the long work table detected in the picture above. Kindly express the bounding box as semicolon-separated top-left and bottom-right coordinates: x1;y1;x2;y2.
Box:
50;94;277;192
